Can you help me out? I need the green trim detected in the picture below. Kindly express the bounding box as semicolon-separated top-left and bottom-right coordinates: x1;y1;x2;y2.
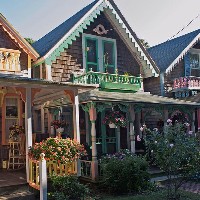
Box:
100;82;141;92
103;40;116;72
85;37;99;72
32;60;45;67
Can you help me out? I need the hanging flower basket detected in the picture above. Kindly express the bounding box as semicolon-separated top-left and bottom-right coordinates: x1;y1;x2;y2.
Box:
56;127;64;133
109;123;116;128
103;111;127;128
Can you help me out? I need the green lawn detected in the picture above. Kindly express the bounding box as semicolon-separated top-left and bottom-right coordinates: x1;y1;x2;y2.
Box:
101;190;200;200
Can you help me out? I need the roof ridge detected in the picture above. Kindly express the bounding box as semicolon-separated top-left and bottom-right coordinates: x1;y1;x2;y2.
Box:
149;28;200;50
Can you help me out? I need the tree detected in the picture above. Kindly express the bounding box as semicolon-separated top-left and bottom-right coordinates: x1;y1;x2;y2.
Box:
24;37;35;45
140;38;150;48
147;121;200;200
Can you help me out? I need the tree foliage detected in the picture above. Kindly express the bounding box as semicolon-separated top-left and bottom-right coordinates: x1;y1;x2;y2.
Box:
24;37;35;45
147;121;200;200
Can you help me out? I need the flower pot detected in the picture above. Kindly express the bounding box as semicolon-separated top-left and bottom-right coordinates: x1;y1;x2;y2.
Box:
109;123;116;128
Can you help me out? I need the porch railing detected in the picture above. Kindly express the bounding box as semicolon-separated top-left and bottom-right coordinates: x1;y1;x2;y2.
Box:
72;70;142;91
173;76;200;90
0;48;21;72
80;160;92;179
28;158;77;190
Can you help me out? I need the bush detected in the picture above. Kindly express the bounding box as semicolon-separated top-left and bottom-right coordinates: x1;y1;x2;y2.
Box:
147;121;200;199
100;150;150;194
48;175;89;200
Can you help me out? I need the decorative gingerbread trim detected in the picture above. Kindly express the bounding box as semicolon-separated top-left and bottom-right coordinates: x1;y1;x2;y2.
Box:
93;24;108;35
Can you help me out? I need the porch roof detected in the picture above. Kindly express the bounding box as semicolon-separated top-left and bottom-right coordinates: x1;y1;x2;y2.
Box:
79;90;200;106
0;75;98;90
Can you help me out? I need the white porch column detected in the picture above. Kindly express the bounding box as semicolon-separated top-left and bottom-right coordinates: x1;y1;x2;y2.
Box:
89;104;98;181
73;93;80;142
46;64;52;80
117;126;120;152
192;110;195;133
41;105;45;133
129;105;135;153
85;112;90;144
25;87;32;182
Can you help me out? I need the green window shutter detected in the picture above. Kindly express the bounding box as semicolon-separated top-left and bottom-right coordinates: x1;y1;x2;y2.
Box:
103;40;115;73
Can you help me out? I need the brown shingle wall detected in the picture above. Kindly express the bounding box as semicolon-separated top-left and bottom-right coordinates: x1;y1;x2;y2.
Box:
0;26;28;71
143;77;161;95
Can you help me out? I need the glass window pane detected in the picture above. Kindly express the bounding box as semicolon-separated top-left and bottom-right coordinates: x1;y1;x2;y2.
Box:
87;64;97;72
190;54;199;68
104;42;114;66
107;66;115;74
86;39;97;63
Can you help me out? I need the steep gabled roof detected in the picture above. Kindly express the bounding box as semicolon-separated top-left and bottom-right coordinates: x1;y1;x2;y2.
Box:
0;13;39;60
32;0;159;77
32;0;98;57
148;29;200;73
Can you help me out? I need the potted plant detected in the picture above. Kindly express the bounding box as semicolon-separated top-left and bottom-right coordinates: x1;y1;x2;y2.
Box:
9;124;24;141
51;120;67;132
103;111;127;128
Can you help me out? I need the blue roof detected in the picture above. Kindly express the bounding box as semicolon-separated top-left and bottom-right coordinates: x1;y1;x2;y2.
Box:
32;0;99;57
148;29;200;72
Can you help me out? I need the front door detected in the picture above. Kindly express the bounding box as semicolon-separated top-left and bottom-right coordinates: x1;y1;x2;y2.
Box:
96;111;118;156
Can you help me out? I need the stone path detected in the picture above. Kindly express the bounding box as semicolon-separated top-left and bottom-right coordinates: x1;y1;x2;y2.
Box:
180;181;200;194
151;175;200;195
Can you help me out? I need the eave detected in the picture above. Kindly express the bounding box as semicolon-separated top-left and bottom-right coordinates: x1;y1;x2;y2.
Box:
0;13;39;60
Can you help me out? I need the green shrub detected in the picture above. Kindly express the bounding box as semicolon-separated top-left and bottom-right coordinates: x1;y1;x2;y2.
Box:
147;120;200;199
100;150;150;194
48;175;89;200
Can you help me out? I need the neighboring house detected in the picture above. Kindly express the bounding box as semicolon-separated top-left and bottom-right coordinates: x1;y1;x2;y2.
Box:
148;29;200;130
0;13;39;145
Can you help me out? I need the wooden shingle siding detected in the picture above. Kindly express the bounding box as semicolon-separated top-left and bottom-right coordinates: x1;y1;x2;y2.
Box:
143;77;161;95
51;12;141;82
0;26;28;71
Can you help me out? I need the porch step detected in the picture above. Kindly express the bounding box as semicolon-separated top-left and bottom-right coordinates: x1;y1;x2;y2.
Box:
0;184;36;200
0;191;35;200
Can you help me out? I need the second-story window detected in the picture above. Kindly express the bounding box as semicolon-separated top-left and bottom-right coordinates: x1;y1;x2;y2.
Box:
83;33;117;74
190;53;199;69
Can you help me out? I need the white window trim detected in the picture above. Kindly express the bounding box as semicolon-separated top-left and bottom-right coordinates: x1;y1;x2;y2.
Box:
189;48;200;69
82;33;117;72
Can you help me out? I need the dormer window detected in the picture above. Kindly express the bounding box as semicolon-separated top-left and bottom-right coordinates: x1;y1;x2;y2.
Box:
82;33;117;73
190;53;199;69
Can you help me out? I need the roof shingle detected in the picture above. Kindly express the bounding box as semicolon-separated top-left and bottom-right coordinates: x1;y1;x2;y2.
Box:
148;29;200;72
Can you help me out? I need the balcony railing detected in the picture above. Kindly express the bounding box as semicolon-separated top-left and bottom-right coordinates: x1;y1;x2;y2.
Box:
72;69;143;92
0;48;21;72
173;76;200;91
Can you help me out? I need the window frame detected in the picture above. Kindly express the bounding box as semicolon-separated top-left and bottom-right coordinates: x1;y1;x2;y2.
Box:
82;33;117;73
189;48;200;69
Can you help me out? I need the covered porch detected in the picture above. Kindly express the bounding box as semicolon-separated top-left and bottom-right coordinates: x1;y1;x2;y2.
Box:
78;89;200;181
0;76;96;183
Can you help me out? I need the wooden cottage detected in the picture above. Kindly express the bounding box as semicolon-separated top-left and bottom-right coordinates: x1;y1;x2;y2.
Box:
0;0;199;187
31;0;199;182
148;29;200;130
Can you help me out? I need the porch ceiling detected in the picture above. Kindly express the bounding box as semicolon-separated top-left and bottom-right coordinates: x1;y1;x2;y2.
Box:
79;90;200;106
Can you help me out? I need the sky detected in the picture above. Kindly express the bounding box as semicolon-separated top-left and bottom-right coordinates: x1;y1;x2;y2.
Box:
1;0;200;47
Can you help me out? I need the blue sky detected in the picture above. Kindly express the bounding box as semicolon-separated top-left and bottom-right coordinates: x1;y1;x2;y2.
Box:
1;0;200;46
